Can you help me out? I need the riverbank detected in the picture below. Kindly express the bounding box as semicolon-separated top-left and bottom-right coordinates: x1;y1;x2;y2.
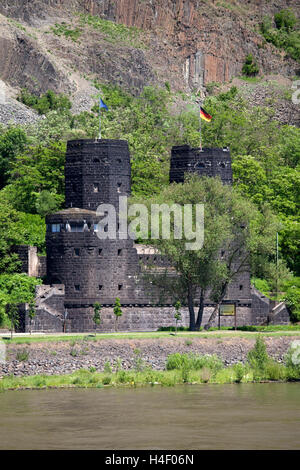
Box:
1;334;299;385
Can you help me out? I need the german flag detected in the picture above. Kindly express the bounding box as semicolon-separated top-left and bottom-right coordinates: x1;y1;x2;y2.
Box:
200;106;212;122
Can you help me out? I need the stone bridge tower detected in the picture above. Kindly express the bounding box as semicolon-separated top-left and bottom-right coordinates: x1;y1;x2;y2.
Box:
46;139;143;331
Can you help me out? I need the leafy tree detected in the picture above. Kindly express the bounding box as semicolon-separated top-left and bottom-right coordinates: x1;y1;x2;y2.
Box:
7;303;19;339
133;175;279;330
0;201;23;274
6;141;65;213
174;301;182;335
92;302;102;336
0;274;41;328
0;126;28;188
113;297;123;332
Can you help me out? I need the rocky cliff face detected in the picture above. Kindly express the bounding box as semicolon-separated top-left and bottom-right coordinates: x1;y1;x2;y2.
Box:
0;1;299;119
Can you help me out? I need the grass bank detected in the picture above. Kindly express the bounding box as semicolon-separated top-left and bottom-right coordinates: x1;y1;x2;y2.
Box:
2;327;300;345
1;338;299;392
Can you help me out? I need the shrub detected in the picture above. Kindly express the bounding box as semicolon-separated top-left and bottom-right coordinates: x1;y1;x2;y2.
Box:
16;349;29;362
104;361;112;374
242;54;259;77
234;362;245;383
200;367;211;383
133;348;145;372
17;89;72;115
102;375;112;385
274;9;297;32
166;353;223;372
247;336;269;371
264;361;286;381
33;376;46;387
284;286;300;322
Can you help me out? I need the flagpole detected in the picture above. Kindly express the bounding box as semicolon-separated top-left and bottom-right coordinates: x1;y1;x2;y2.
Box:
199;100;202;151
98;101;101;140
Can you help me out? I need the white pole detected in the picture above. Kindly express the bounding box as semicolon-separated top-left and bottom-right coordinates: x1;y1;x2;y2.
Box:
199;100;202;151
98;104;101;140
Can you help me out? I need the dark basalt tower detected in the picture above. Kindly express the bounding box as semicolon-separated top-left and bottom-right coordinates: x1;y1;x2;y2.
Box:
170;146;233;185
65;139;131;210
44;139;251;332
169;144;250;302
46;139;143;331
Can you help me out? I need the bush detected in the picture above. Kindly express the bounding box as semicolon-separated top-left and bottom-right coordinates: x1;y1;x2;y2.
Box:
234;362;245;383
166;353;223;373
104;361;112;374
242;54;259;77
16;349;29;362
17;89;72;115
284;286;300;323
260;10;300;63
274;9;297;32
102;375;112;385
247;336;270;370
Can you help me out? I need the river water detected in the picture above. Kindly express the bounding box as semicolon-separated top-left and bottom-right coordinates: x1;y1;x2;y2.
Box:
0;383;299;449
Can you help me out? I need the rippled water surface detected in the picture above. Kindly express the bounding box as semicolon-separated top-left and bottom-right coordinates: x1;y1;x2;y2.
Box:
0;383;299;449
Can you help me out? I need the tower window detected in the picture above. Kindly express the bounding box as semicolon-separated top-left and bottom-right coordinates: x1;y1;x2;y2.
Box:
93;158;100;163
70;223;84;233
51;224;61;233
117;182;122;193
117;158;121;164
239;285;243;291
118;249;122;256
74;248;80;257
93;183;99;193
118;284;123;291
99;285;103;291
75;285;80;292
98;248;103;255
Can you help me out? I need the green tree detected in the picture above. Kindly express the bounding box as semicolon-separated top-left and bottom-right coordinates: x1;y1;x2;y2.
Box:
92;302;102;336
113;297;123;332
133;175;279;330
0;126;28;188
7;303;19;339
174;300;182;335
0;274;41;329
6;141;65;213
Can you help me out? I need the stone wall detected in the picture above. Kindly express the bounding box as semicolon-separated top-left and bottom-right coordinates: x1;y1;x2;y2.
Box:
64;304;253;333
13;245;46;278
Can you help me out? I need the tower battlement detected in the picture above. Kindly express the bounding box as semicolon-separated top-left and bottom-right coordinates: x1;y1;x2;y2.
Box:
65;139;131;211
170;145;233;185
